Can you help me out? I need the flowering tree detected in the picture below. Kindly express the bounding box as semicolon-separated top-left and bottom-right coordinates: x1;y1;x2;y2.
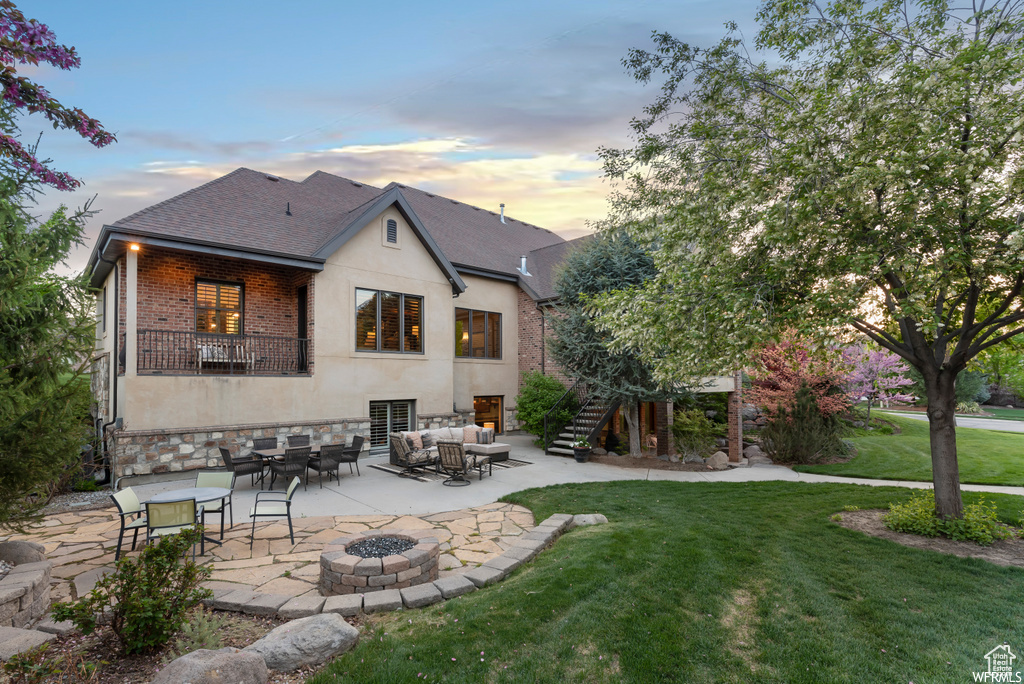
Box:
748;335;850;420
0;0;115;190
843;346;916;425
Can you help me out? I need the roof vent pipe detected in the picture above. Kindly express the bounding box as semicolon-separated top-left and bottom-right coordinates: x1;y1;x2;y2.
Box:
500;203;506;224
286;202;292;216
518;255;531;277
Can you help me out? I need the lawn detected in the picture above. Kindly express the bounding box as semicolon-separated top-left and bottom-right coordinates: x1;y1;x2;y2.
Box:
311;481;1024;683
794;414;1024;486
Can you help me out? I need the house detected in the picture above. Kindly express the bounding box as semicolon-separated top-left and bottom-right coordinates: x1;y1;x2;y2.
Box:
86;168;742;481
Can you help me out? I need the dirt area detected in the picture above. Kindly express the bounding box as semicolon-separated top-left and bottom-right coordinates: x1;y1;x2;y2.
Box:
585;453;710;472
834;509;1024;568
0;609;361;683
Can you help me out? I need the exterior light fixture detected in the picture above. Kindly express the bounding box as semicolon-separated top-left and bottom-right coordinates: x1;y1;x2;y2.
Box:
129;243;140;251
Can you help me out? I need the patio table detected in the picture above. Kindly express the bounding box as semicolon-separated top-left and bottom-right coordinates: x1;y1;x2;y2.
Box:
252;446;321;460
146;486;232;547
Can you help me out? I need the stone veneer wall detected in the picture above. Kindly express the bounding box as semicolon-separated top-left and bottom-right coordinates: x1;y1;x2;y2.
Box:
415;412;469;431
111;417;370;478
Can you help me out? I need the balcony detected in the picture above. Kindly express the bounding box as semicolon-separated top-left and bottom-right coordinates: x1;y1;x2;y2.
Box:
136;329;310;376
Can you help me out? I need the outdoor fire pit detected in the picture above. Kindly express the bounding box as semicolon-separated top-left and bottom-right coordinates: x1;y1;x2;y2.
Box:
319;529;439;596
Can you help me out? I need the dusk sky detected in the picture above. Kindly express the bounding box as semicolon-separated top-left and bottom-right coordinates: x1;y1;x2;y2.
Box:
22;1;761;272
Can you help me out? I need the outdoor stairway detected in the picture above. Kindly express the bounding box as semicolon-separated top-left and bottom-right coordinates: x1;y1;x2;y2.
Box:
547;403;614;456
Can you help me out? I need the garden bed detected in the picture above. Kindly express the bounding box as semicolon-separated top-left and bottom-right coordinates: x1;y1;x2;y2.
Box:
587;453;709;471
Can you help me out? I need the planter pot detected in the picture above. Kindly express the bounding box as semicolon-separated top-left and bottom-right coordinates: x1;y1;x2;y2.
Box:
573;447;591;463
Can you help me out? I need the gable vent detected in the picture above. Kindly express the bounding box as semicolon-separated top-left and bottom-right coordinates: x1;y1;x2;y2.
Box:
386;219;398;244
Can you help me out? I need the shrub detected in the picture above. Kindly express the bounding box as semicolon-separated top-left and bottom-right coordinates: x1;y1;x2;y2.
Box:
671;409;725;458
52;528;211;655
956;401;982;414
160;606;229;664
760;385;846;464
514;371;577;439
2;643;101;683
883;490;1015;545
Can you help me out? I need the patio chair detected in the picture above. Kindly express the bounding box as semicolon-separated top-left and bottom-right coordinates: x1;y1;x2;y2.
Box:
249;476;300;549
286;434;310;447
145;498;204;558
111;487;147;561
251;436;278;453
195;470;235;539
307;443;343;488
436;439;472;486
269;446;310;490
389;432;436;476
338;434;364;476
220;446;266;489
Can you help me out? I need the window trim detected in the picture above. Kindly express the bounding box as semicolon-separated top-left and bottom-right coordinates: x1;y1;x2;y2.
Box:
195;278;245;335
455;307;502;360
354;287;424;355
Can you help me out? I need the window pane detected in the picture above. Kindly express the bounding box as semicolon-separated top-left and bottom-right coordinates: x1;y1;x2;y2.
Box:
486;312;501;358
380;292;401;352
218;285;241;311
455;308;470;357
355;289;378;350
404;296;422;353
222;310;241;335
197;309;215;333
196;283;217;308
471;311;486;357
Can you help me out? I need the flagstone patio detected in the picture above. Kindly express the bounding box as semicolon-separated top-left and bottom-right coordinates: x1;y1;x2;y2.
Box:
2;502;534;605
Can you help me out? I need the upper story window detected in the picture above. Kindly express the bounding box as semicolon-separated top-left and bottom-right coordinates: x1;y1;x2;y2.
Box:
196;280;243;335
386;219;398;244
455;308;501;359
355;288;423;353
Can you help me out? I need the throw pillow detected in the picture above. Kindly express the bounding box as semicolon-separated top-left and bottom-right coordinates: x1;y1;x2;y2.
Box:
449;427;464;442
419;430;434;449
403;431;423;450
434;427;453;441
479;428;494;444
463;425;480;444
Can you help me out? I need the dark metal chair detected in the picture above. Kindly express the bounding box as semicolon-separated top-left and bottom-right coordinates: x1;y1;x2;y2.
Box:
249;476;300;549
111;487;147;561
436;439;472;486
338;435;365;476
389;433;436;476
287;434;310;447
220;446;266;489
307;443;343;488
251;437;278;452
269;446;310;490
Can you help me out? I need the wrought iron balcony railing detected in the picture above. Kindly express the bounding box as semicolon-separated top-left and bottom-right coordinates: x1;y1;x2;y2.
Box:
137;329;310;375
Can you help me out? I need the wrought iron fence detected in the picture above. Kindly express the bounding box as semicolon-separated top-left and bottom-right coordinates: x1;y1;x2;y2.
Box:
137;329;310;375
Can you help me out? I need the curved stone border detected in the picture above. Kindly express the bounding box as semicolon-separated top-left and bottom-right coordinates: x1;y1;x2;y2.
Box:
319;529;439;595
204;513;607;619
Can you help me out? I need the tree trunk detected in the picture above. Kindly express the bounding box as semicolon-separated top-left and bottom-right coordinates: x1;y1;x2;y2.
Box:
623;402;641;457
865;398;872;427
923;369;964;519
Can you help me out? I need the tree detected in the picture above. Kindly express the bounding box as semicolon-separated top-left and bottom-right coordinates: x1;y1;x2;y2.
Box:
0;0;115;190
748;334;850;420
843;345;916;424
593;0;1024;518
548;233;678;456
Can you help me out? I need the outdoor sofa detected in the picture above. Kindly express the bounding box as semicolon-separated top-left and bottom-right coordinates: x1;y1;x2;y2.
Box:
390;426;510;468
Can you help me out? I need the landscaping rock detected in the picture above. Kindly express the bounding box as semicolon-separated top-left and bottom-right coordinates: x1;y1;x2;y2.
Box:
244;613;358;672
0;626;55;661
591;447;607;455
748;455;773;467
0;542;45;565
568;513;608;530
742;444;766;460
152;647;267;684
33;613;76;636
433;575;476;599
683;453;704;464
362;589;403;613
706;452;729;470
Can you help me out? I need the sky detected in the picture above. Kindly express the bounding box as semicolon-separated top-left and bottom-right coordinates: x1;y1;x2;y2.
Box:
20;0;761;272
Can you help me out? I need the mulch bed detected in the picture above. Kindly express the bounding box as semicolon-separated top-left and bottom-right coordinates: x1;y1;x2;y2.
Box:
833;509;1024;568
2;610;361;683
584;453;710;472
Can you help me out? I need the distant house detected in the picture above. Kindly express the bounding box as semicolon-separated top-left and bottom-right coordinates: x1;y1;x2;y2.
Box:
86;168;742;481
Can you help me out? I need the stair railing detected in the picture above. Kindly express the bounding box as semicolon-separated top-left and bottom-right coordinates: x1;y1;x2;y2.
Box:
543;380;590;452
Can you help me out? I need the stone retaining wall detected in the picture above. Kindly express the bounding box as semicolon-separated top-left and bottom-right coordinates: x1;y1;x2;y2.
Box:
0;561;53;628
319;530;439;596
112;417;371;477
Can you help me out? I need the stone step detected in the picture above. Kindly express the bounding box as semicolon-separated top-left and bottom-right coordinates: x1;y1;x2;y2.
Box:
548;447;575;456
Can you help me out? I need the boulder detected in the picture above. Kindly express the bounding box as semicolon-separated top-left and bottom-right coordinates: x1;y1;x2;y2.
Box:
243;613;358;672
742;444;765;460
682;453;704;464
152;647;267;684
591;448;607;455
567;513;608;530
741;403;759;421
706;451;729;470
606;452;618;458
0;541;45;565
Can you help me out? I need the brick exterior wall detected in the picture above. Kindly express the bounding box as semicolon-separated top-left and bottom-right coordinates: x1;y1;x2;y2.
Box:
516;288;570;389
111;417;369;478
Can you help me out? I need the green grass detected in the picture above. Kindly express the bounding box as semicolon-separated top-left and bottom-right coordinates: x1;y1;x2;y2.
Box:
794;415;1024;486
311;481;1024;683
973;407;1024;422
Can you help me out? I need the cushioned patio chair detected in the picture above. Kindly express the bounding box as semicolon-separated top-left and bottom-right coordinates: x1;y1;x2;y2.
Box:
220;446;266;489
436;439;471;486
269;446;310;490
111;487;147;561
389;432;436;476
195;470;235;539
286;434;310;447
338;434;365;476
249;476;300;549
145;498;204;558
307;443;343;488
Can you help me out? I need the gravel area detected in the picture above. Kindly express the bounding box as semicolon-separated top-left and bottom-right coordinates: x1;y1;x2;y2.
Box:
347;536;415;558
40;489;113;516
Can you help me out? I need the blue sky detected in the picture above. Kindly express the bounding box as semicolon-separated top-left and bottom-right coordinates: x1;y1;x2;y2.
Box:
20;0;760;271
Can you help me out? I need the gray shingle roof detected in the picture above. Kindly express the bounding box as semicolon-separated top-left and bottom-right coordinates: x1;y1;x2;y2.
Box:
104;169;571;282
521;235;595;302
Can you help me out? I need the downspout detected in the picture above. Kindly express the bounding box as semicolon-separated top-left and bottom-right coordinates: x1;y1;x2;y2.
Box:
96;253;118;487
539;302;545;375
